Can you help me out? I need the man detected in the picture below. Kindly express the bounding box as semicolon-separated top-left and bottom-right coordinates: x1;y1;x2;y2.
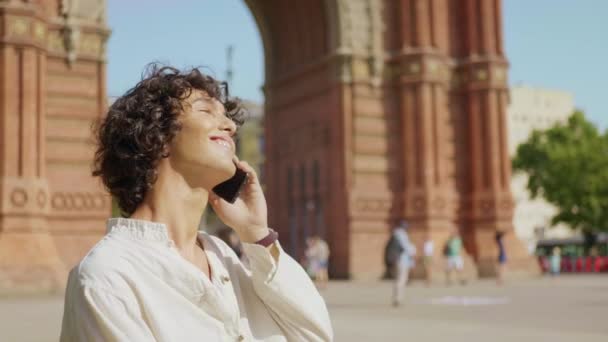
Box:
60;65;333;341
304;235;330;289
313;236;330;289
422;237;434;286
445;229;466;286
392;220;415;307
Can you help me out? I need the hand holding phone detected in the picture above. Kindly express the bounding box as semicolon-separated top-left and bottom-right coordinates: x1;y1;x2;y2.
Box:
212;162;249;204
209;159;269;244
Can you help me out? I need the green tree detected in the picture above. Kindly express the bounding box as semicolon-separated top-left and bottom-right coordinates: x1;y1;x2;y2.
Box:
513;111;608;243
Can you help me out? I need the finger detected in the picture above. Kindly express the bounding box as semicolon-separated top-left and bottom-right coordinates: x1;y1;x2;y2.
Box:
233;157;256;180
209;194;233;214
208;192;222;206
236;160;255;175
236;161;259;184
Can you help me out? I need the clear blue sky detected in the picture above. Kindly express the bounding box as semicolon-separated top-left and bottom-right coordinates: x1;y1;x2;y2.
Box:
107;0;607;129
106;0;264;101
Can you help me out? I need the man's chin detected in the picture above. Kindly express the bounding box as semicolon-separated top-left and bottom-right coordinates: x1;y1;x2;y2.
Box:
214;161;237;183
186;160;235;189
224;158;237;175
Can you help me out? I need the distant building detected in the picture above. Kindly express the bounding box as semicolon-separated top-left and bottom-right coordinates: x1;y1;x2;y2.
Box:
508;86;576;252
237;100;264;183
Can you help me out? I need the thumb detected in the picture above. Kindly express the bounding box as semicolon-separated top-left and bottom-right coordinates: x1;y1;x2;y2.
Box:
208;192;224;209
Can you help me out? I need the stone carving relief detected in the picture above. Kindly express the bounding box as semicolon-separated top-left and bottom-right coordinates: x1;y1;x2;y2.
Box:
354;198;391;212
51;191;108;211
62;19;80;64
60;0;106;23
4;15;45;44
9;187;48;209
2;181;50;212
331;0;384;84
58;0;107;64
10;188;28;208
7;16;30;37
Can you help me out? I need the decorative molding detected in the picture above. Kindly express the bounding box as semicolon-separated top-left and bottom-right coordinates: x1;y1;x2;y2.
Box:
408;62;421;74
475;69;488;81
10;188;28;208
56;0;108;64
433;197;446;209
7;16;30;37
1;180;50;213
401;192;457;218
494;68;507;82
452;58;509;90
33;21;46;41
384;54;451;83
368;0;383;84
412;195;426;211
51;191;108;211
48;29;63;53
349;193;397;220
354;198;391;212
333;0;384;84
468;194;514;220
1;13;48;50
36;190;47;209
61;0;106;23
80;33;101;56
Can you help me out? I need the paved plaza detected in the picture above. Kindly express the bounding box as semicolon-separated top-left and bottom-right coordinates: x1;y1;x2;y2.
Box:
1;275;606;341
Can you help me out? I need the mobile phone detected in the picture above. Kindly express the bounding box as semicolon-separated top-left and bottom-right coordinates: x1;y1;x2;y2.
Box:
212;165;248;204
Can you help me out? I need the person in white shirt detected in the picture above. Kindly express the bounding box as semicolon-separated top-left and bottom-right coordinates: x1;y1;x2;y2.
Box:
304;236;330;289
391;220;415;307
60;65;333;342
423;238;434;286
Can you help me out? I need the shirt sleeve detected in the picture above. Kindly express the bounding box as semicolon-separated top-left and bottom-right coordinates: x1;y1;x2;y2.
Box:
60;280;155;342
241;241;334;342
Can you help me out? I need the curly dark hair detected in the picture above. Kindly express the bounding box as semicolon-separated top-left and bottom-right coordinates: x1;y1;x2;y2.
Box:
92;64;245;216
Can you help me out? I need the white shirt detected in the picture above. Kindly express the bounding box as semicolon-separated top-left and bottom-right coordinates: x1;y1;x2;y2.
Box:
60;218;333;342
392;228;413;267
423;240;434;257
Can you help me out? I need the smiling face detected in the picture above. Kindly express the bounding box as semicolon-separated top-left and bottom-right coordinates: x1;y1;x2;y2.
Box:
168;89;238;190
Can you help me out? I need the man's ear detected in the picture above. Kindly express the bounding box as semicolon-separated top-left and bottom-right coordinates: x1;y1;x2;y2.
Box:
161;143;171;158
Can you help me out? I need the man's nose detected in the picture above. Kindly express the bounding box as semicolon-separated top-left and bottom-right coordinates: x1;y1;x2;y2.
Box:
220;115;237;136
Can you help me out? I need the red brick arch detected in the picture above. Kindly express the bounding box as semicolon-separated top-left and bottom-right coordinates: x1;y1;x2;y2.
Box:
0;0;537;293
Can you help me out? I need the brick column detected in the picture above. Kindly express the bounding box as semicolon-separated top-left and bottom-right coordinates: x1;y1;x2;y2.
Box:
0;1;64;293
393;0;458;278
44;3;111;270
459;0;537;277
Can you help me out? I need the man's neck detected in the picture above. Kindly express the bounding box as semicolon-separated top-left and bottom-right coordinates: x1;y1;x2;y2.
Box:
129;161;208;252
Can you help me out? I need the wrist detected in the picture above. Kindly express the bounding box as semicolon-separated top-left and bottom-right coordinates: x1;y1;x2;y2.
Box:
237;226;270;244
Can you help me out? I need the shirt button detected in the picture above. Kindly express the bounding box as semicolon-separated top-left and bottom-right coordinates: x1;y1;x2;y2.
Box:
221;275;231;284
237;335;245;341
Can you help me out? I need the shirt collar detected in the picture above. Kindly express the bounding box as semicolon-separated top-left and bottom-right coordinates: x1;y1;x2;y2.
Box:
106;217;171;242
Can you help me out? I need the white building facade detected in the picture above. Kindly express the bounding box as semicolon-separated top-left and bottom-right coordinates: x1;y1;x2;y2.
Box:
507;86;576;253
